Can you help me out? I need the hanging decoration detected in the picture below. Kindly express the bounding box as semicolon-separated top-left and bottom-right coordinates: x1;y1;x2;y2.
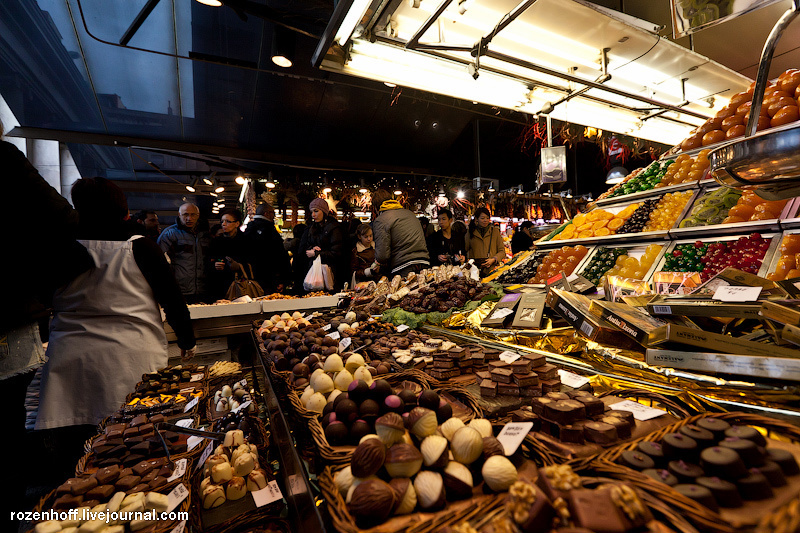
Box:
516;120;547;156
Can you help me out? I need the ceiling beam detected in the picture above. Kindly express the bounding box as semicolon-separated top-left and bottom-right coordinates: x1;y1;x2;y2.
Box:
120;0;162;46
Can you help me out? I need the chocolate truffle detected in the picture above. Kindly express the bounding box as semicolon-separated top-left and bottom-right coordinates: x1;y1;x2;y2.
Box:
720;437;764;466
667;460;704;483
725;425;767;447
754;461;787;487
618;450;655;471
642;468;678;486
674;484;719;511
696;417;731;439
696;477;743;508
700;446;747;479
325;421;349;446
767;448;800;476
661;433;698;459
636;441;666;465
600;416;632;440
680;425;715;448
737;471;774;500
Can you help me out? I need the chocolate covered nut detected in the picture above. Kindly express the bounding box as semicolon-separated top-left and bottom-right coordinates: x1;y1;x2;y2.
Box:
70;477;98;496
115;475;142;492
85;484;115;501
132;461;154;477
94;465;121;485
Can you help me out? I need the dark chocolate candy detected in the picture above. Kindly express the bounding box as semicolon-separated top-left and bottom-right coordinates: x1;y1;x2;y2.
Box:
680;424;715;447
56;478;80;496
540;378;562;393
737;471;773;500
532;363;558;380
636;441;665;465
584;421;618;445
130;414;149;427
725;425;767;447
720;438;764;466
696;417;731;439
618;450;655;471
69;477;98;496
661;433;698;459
674;484;719;512
53;494;83;510
545;392;570;401
754;461;787;487
767;448;800;476
122;427;140;439
544;400;586;426
85;484;115;501
700;446;747;479
568;489;628;533
130;441;153;455
94;464;122;485
522;352;546;367
642;468;678;486
107;445;129;458
605;410;635;426
667;460;704;483
575;395;604;417
141;471;158;484
600;416;631;440
129;483;150;494
696;477;742;508
132;461;155;477
490;367;514;384
115;475;142;492
513;372;540;387
497;382;520;397
148;476;169;490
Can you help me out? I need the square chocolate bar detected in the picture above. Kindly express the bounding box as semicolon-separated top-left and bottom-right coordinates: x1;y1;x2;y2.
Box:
490;368;514;384
480;379;497;398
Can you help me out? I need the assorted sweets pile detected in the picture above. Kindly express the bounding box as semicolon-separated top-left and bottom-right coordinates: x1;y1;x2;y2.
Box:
199;429;271;510
212;381;257;416
477;352;561;399
122;366;205;417
679;187;742;228
414;338;481;381
89;414;188;470
583;245;663;286
723;190;789;224
398;277;495;315
642;191;694;231
607;160;672;198
768;234;800;281
553;207;637;241
615;198;661;234
616;417;800;511
661;234;770;279
656;151;711;187
529;245;589;284
336;414;520;526
679;68;800;152
448;469;653;533
494;254;541;285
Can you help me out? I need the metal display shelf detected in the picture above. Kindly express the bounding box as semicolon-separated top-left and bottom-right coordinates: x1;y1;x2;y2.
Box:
420;325;800;423
777;197;800;229
592;181;700;209
669;219;783;240
253;331;328;533
763;228;799;279
537;230;671;249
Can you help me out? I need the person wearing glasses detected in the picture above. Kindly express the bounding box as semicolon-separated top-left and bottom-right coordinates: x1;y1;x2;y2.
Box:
157;202;210;303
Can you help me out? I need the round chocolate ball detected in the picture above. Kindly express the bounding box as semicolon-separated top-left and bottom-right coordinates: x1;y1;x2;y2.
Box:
398;389;417;409
325;421;348;445
274;357;289;370
418;390;440;411
293;363;309;378
349;420;371;444
320;412;337;429
436;399;453;424
359;399;380;423
322;402;335;416
306;354;319;367
383;395;404;414
335;399;359;425
348;380;370;404
369;379;392;402
294;378;308;388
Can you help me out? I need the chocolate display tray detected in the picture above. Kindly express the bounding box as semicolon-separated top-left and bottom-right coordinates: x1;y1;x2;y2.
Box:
529;397;680;461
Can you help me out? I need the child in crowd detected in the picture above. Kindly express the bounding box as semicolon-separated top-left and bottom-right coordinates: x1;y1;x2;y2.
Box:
351;223;380;284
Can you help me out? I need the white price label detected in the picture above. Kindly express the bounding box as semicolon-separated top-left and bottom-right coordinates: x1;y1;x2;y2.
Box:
232;400;252;414
327;331;340;340
489;307;515;320
238;378;248;389
322;324;332;331
579;321;595;337
187;436;203;452
183;396;198;413
339;337;352;352
496;422;534;456
251;480;283;507
189;373;204;382
713;285;762;302
194;441;214;469
557;369;590;389
166;483;189;513
175;418;193;428
170;521;186;533
167;458;188;482
651;306;672;315
498;351;521;364
396;324;410;332
609;399;667;421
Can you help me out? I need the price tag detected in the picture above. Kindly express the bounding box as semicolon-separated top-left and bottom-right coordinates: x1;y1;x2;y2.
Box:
175;418;193;428
170;521;186;533
183;396;198;413
489;307;515;320
496;422;534;455
339;337;352;352
194;441;214;468
189;373;204;382
237;378;248;389
167;458;188;482
609;399;667;421
713;285;762;302
498;351;521;364
396;324;410;332
322;324;332;331
251;480;284;507
166;483;189;513
232;400;252;414
557;369;590;389
579;321;595;338
327;331;340;340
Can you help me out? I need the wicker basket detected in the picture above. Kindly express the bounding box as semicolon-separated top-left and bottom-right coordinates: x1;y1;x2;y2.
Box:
589;411;800;533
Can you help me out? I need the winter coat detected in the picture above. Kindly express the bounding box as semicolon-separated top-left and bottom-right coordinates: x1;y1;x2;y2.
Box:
244;216;290;292
373;201;430;274
467;225;506;265
157;222;210;297
298;216;346;290
351;243;379;282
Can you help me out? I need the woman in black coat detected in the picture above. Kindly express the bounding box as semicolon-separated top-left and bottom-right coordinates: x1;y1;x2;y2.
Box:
208;208;251;300
298;198;346;291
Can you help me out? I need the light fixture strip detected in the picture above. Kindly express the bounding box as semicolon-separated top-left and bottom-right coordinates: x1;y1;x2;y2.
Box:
334;0;373;46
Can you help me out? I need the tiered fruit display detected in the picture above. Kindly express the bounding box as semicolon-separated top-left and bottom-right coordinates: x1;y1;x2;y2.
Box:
642;191;694;231
678;188;742;228
552;206;637;241
661;234;770;280
656;150;711;187
530;245;589;283
607;160;672;198
678;68;800;152
767;234;800;281
580;248;627;286
615;198;660;234
722;190;789;224
601;244;663;282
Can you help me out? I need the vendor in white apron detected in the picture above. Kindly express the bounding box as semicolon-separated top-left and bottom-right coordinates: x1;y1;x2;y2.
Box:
36;177;196;430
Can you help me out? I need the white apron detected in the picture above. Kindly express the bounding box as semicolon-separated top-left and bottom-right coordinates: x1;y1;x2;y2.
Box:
35;236;168;429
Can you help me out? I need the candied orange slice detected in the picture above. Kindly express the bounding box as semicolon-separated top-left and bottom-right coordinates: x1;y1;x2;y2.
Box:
607;218;625;230
577;222;595;232
592;219;609;230
594;227;611;236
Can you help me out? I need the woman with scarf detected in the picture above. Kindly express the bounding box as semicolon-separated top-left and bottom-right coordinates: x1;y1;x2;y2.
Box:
467;207;506;276
298;198;346;291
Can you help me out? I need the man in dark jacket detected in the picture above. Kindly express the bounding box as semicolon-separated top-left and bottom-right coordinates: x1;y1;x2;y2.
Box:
157;203;210;303
244;203;290;293
510;221;535;254
372;189;430;277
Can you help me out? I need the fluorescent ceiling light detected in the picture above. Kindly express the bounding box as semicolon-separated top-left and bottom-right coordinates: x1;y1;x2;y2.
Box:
215;186;225;193
195;0;222;6
334;0;372;46
272;55;292;68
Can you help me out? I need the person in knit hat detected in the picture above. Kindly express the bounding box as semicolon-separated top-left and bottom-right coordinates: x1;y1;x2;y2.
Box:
297;197;346;291
372;189;430;277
